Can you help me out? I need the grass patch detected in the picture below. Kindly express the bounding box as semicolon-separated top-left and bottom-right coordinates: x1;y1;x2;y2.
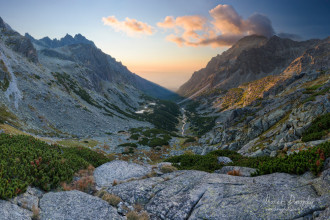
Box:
303;86;329;103
57;139;99;148
0;105;19;127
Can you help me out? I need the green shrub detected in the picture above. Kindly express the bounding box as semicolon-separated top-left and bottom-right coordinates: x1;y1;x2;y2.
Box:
0;134;111;199
130;134;139;140
303;84;323;94
165;154;221;172
118;143;138;148
137;138;149;146
302;113;330;142
303;87;329;103
148;137;169;147
252;142;329;176
142;100;180;132
185;102;216;136
166;142;329;176
183;137;196;144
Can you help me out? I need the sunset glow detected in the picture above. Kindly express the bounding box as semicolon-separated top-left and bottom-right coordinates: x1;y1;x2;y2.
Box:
0;0;329;90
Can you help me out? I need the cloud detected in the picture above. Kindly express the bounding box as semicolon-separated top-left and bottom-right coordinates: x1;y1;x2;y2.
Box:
102;16;154;36
157;16;176;29
158;4;276;47
210;4;244;35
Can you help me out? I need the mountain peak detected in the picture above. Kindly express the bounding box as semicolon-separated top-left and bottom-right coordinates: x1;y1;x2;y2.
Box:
0;16;13;31
178;35;321;97
0;16;5;29
63;33;74;40
28;33;95;48
230;35;268;50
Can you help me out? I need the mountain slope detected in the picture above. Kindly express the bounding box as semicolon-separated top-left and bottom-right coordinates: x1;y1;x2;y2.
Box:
177;35;321;97
0;17;177;137
26;33;176;99
176;35;329;158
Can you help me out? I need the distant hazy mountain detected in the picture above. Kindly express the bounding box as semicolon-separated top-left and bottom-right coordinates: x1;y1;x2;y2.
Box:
178;35;327;97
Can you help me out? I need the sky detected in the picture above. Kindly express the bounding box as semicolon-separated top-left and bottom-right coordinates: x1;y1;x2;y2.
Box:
0;0;329;91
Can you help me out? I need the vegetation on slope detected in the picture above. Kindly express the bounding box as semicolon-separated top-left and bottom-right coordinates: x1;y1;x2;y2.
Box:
143;100;180;132
166;142;329;175
0;105;18;125
0;133;111;199
0;59;10;91
185;101;216;136
123;127;175;151
302;113;330;142
218;75;284;110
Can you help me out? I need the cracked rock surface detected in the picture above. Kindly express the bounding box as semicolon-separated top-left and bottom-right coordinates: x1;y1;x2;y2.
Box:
39;190;123;220
0;200;32;220
107;168;329;220
94;160;152;189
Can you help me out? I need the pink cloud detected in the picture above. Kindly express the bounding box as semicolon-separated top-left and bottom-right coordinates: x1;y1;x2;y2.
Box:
158;4;275;47
102;16;154;36
157;16;176;29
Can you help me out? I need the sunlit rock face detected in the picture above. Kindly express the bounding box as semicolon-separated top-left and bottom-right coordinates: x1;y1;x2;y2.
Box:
178;34;326;98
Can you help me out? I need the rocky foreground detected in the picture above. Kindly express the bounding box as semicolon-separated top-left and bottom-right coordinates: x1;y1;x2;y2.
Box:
1;160;329;220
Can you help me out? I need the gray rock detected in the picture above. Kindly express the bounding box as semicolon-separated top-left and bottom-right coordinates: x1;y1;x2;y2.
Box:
316;207;330;220
217;156;233;164
10;187;44;211
270;150;277;157
215;166;257;177
157;162;173;169
107;170;328;220
228;142;239;151
0;200;32;220
251;149;266;157
311;169;330;196
11;193;38;212
39;190;123;220
26;187;44;198
94;160;152;188
323;157;330;171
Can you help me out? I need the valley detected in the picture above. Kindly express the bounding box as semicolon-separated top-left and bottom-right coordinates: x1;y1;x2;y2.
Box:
0;15;329;220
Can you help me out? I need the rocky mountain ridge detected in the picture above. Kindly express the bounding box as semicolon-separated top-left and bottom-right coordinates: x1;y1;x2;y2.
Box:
25;33;95;49
178;35;323;97
171;34;330;160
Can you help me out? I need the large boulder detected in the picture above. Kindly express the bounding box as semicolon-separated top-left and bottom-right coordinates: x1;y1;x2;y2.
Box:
39;190;123;220
0;200;32;220
107;170;329;219
94;160;152;188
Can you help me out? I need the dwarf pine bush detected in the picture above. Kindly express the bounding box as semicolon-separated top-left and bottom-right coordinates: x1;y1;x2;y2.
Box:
0;133;110;199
